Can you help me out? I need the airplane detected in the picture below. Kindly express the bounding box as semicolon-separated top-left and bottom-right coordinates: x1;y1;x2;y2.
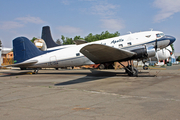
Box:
8;30;176;76
40;26;174;70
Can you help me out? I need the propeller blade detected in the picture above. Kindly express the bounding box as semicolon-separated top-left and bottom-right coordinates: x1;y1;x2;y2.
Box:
155;39;157;52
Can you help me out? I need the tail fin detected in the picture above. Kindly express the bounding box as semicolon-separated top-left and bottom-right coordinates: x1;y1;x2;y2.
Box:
13;37;43;64
41;26;59;48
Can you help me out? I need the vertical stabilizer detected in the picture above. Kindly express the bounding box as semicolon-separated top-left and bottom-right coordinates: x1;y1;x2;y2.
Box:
13;37;44;63
41;26;59;48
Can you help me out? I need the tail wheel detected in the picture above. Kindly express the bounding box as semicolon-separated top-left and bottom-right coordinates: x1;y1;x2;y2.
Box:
99;64;105;69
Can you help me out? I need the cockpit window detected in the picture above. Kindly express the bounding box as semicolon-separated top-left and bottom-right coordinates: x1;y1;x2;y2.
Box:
156;33;164;38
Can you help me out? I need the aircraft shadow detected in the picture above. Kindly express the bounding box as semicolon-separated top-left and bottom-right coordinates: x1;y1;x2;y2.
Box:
0;71;33;77
55;70;156;86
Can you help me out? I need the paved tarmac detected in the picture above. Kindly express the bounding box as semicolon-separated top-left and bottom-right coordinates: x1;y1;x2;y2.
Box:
0;65;180;120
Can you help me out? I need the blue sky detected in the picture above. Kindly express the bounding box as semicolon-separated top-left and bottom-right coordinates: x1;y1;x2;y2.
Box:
0;0;180;52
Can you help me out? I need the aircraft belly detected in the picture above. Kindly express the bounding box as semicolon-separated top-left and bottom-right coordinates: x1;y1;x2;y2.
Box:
56;56;92;67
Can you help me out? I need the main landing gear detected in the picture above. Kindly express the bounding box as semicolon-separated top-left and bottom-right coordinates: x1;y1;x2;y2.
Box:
34;68;40;74
119;61;138;77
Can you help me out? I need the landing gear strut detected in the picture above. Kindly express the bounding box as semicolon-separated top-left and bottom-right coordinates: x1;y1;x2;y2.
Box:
142;59;148;70
34;68;40;74
119;61;138;77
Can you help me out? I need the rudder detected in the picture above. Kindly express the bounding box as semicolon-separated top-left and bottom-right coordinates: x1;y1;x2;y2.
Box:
41;26;59;48
13;37;43;64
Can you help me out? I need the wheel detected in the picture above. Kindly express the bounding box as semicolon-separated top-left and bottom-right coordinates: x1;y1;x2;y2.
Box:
34;69;39;74
143;65;148;70
127;68;138;77
99;64;105;69
20;67;27;70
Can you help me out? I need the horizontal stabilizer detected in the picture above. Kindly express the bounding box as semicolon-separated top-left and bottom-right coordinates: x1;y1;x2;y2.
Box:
80;44;136;64
74;39;88;45
5;60;38;67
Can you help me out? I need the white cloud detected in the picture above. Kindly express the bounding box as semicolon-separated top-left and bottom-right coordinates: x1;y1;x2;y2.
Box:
16;16;45;24
0;16;45;30
0;21;24;30
153;0;180;22
57;26;83;35
78;0;97;1
100;19;124;31
91;2;119;17
61;0;70;5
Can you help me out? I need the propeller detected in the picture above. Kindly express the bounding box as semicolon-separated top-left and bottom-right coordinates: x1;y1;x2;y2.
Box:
155;39;159;62
155;39;158;52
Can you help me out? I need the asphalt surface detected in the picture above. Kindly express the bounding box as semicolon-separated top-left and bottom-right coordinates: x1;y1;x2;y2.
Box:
0;65;180;120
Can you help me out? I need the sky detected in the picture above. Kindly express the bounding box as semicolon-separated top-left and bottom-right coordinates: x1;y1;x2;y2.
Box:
0;0;180;52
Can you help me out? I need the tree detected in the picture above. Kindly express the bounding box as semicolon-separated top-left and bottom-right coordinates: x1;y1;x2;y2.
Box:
62;37;74;45
56;39;61;45
170;44;174;53
176;56;180;61
74;36;83;40
61;35;66;44
84;31;120;42
31;37;37;43
60;31;121;44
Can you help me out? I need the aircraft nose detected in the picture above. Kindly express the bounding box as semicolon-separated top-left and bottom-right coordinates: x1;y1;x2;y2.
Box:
165;35;176;45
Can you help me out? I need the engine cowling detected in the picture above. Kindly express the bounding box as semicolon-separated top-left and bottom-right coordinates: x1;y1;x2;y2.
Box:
146;46;156;58
34;39;47;51
130;45;155;59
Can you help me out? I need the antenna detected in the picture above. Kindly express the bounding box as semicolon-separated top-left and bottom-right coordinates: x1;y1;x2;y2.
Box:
128;31;132;34
150;28;153;31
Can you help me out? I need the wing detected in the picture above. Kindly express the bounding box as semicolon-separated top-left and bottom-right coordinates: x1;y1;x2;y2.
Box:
5;60;38;67
80;44;136;64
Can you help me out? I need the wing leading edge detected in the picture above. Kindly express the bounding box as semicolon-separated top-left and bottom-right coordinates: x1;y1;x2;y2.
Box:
80;44;136;64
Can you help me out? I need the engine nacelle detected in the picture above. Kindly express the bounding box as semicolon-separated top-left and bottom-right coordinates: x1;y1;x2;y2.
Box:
146;46;156;58
130;45;155;59
34;39;47;51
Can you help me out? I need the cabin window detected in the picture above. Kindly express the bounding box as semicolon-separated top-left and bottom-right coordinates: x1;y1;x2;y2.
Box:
146;35;151;38
119;44;123;48
76;53;80;56
127;42;132;46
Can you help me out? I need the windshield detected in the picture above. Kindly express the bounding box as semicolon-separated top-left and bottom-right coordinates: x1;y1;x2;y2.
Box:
156;33;164;38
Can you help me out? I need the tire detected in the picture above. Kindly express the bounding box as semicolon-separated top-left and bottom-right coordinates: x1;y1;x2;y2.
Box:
143;65;148;70
99;64;105;69
127;68;138;77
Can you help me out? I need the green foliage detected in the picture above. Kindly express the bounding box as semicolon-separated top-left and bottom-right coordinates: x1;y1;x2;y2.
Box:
31;37;37;43
61;35;74;45
176;56;180;61
61;31;120;44
84;31;120;42
74;36;83;40
63;37;73;45
170;44;174;53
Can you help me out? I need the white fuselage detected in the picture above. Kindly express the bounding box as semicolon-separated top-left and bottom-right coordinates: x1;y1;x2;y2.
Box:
24;31;172;68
